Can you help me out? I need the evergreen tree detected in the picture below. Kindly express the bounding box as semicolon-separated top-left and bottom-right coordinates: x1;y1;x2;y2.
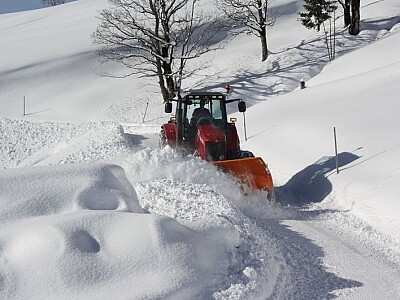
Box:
299;0;336;32
42;0;65;6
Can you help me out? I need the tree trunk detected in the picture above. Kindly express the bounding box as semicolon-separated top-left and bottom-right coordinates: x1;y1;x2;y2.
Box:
165;73;175;100
162;62;175;100
260;28;268;61
343;0;351;27
156;60;169;102
161;45;176;100
257;2;268;62
349;0;360;35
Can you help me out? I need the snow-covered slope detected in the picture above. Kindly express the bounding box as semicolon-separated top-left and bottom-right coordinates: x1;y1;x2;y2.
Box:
1;0;400;298
241;29;400;240
0;0;76;14
0;0;147;122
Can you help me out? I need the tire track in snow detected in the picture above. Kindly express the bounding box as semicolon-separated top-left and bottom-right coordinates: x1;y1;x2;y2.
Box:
252;207;400;299
119;126;400;299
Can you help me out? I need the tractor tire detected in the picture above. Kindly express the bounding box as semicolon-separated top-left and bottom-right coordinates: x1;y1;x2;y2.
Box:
237;150;255;158
159;129;167;149
229;150;255;159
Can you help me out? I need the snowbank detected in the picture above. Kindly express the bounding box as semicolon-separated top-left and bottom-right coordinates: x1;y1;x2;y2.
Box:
0;118;133;168
0;118;287;299
0;163;259;299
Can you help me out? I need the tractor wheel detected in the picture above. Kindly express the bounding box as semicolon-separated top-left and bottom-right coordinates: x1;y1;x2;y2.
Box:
238;150;254;158
159;129;167;149
229;150;255;159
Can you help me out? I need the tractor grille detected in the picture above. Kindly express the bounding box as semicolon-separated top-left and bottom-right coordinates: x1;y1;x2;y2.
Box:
205;142;225;161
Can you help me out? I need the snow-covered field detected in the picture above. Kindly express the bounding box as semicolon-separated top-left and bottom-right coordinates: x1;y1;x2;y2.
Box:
1;0;400;298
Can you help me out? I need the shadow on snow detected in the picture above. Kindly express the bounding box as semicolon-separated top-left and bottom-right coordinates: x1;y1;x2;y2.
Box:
247;152;364;297
275;152;360;206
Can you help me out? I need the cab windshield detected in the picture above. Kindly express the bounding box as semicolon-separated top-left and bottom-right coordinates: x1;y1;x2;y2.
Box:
185;98;227;130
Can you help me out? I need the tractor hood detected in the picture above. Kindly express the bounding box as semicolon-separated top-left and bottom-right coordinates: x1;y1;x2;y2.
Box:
196;124;225;144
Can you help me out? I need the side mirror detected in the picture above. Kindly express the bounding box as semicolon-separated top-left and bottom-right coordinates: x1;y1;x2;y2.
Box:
238;101;246;113
165;102;172;113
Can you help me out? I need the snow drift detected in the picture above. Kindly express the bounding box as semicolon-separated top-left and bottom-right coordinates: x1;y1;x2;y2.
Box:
0;163;270;299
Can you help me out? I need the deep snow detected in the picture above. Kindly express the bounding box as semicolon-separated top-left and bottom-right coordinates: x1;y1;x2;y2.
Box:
1;0;400;298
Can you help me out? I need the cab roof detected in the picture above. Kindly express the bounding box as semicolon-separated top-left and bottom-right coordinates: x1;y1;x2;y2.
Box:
184;91;226;100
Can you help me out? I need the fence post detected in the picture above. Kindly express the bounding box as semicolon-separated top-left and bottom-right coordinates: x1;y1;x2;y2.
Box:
142;102;149;123
334;127;339;174
243;112;247;141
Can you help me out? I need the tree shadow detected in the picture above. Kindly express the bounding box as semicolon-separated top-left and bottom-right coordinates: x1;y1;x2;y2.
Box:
362;0;385;9
188;35;333;115
361;15;400;31
275;152;360;206
188;13;399;113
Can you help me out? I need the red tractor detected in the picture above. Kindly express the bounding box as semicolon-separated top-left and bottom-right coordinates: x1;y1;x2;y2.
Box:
160;91;273;195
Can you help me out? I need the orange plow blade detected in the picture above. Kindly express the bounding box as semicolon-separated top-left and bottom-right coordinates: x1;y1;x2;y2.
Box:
213;157;273;192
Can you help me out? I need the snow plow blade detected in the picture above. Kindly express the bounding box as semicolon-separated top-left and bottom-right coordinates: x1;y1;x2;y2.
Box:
213;157;273;192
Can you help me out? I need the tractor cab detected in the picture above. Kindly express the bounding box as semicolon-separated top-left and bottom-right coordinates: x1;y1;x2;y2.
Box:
181;93;228;152
164;91;246;159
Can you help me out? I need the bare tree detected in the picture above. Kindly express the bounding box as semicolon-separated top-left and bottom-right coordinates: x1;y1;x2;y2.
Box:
217;0;276;61
42;0;65;6
92;0;227;102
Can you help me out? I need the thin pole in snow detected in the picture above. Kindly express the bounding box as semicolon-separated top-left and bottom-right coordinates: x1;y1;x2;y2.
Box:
243;112;247;141
23;96;26;116
142;102;149;123
334;127;339;174
333;8;336;59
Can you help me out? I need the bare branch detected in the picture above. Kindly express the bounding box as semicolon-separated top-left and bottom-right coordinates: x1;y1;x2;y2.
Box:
93;0;229;101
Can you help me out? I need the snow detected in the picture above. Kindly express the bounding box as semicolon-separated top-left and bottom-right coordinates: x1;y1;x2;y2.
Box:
1;0;400;298
243;29;400;240
0;0;76;14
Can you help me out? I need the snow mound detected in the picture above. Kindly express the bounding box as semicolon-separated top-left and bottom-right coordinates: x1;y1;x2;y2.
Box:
121;147;289;298
0;212;234;299
123;146;294;219
0;118;133;169
0;162;241;299
0;163;143;224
